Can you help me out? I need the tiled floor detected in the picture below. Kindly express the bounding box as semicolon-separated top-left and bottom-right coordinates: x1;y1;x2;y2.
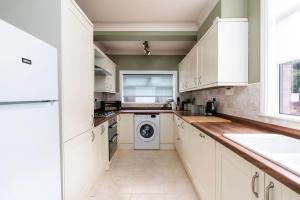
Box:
87;150;199;200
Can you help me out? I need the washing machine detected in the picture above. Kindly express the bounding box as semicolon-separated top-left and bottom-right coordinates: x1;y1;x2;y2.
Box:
134;114;160;150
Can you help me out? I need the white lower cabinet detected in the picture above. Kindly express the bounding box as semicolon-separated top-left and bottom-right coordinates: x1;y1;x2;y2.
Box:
64;122;109;200
265;174;300;200
94;122;109;172
179;121;192;172
174;115;183;158
215;143;300;200
64;129;98;200
189;126;216;200
176;120;216;200
175;117;300;200
216;142;264;200
159;113;175;149
117;114;134;149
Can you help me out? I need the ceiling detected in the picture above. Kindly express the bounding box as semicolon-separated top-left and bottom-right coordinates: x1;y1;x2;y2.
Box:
75;0;209;24
75;0;218;55
95;41;196;55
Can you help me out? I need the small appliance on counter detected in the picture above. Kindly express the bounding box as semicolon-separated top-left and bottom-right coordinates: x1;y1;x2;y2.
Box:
191;105;206;115
96;100;122;111
94;100;121;118
181;99;191;111
176;97;181;111
205;98;217;115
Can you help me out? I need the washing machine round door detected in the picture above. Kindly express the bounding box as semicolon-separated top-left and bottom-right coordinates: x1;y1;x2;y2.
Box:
137;122;157;142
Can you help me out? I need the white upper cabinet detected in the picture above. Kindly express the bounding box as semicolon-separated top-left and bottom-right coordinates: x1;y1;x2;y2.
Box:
179;57;188;92
61;0;94;142
187;46;198;89
94;46;116;93
179;18;248;93
199;24;218;87
179;46;198;92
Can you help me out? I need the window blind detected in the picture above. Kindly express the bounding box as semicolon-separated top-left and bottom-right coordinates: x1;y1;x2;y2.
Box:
122;74;174;103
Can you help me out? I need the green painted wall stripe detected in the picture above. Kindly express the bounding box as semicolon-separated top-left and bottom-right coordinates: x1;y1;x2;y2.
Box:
248;0;260;83
94;31;197;41
197;1;221;40
109;55;183;92
221;0;248;18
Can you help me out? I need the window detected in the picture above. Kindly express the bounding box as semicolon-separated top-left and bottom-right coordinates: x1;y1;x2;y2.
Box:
280;60;300;116
120;71;177;104
261;0;300;118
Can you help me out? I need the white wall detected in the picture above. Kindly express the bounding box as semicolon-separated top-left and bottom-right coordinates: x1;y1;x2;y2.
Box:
0;0;61;48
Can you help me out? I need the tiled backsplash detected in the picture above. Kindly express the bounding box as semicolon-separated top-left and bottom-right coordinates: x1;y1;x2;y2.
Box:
191;83;300;130
95;85;300;130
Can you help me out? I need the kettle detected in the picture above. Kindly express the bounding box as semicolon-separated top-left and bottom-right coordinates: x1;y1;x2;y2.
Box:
205;98;217;115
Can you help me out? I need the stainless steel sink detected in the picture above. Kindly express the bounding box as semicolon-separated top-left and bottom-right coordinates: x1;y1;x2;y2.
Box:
223;133;300;176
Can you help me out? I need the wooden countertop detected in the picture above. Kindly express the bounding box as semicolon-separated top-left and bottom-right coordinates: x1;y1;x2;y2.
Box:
174;111;300;194
94;112;119;127
94;110;173;127
120;110;174;114
182;116;231;123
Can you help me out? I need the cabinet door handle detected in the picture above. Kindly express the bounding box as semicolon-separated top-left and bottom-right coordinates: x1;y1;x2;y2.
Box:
198;77;201;85
91;131;95;142
181;121;184;129
251;172;259;198
101;125;105;135
266;182;274;200
199;133;205;138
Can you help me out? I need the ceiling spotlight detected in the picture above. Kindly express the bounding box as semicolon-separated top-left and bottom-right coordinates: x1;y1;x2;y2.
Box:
142;41;151;56
142;41;149;48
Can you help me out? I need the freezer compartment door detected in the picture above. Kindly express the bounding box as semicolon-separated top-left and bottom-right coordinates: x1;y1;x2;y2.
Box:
0;102;61;200
0;19;58;102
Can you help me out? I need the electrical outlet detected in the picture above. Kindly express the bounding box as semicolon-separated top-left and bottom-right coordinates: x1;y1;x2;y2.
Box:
225;87;234;96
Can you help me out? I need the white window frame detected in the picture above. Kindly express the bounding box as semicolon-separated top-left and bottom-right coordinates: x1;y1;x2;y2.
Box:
260;0;300;122
119;70;178;105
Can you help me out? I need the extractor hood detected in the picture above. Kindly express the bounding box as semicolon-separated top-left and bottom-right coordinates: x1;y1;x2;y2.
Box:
94;65;112;76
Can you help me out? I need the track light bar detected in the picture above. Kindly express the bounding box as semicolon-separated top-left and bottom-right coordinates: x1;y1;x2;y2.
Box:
142;41;151;56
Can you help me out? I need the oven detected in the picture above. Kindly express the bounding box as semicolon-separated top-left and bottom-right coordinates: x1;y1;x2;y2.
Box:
108;116;118;161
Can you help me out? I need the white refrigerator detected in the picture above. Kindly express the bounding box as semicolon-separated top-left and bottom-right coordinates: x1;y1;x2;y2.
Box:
0;19;61;200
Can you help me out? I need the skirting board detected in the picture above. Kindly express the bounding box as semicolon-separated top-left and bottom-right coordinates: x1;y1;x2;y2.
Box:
118;143;175;150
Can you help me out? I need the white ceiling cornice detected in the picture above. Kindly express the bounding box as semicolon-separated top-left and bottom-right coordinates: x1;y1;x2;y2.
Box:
197;0;219;27
94;23;199;32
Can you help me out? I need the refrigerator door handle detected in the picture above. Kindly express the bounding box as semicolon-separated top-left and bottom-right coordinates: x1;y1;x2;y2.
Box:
0;100;58;105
